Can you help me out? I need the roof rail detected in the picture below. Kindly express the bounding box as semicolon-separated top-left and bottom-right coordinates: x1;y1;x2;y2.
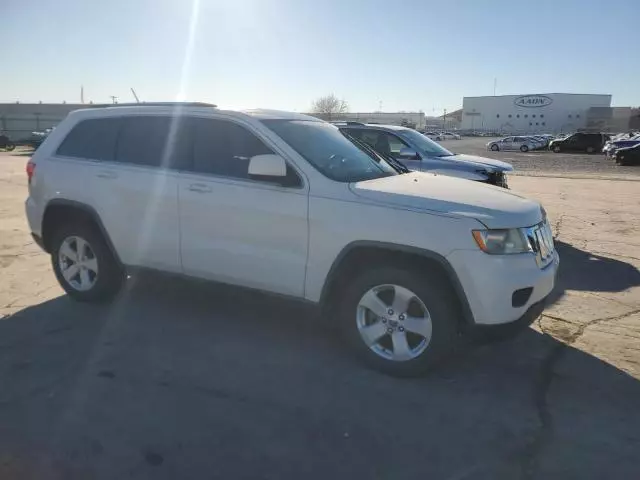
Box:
330;121;365;126
91;102;217;108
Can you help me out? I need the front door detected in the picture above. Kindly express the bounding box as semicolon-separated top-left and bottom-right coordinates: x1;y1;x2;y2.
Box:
501;137;514;150
178;117;309;297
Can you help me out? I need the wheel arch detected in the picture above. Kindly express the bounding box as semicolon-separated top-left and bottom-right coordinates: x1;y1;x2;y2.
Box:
320;241;475;325
41;199;122;266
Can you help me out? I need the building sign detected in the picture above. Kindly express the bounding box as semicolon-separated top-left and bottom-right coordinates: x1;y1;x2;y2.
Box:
514;95;553;108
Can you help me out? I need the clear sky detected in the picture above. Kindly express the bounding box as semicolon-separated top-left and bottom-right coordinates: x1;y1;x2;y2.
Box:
2;0;638;113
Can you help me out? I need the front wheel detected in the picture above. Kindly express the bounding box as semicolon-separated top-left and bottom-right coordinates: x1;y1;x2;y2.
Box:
520;145;529;152
5;143;15;152
339;267;460;377
586;146;595;154
51;223;124;302
552;145;561;153
490;144;499;151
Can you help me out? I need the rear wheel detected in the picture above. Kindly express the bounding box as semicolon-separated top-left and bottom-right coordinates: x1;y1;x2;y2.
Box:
552;145;561;153
491;144;499;151
51;222;124;302
5;143;15;152
339;267;460;377
520;145;529;152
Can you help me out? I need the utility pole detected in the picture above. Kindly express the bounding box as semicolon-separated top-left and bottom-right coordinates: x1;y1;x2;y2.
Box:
130;88;140;103
493;78;497;96
109;95;118;104
443;108;447;130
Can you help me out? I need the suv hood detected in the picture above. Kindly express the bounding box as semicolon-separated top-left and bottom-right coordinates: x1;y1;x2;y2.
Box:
443;153;514;172
350;172;542;229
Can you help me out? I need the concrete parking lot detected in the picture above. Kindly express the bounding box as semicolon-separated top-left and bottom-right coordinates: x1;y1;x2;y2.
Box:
1;149;639;479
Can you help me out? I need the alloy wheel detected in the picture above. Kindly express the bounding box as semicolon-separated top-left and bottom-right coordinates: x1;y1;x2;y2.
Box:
58;235;99;291
356;284;432;361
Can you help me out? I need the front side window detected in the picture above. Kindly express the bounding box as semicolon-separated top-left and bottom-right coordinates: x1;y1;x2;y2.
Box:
191;118;273;180
385;132;410;155
56;118;120;161
262;120;396;182
396;129;454;157
345;129;409;157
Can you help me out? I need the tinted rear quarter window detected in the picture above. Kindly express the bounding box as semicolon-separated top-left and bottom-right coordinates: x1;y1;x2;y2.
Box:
56;118;120;161
116;116;192;169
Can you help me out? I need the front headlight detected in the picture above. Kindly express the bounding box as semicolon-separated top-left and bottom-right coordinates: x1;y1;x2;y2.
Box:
472;228;532;254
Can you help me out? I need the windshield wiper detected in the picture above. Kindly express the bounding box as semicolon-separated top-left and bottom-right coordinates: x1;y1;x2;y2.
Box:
342;133;410;174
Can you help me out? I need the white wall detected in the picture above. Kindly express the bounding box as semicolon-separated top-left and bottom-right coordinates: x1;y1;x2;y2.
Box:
461;94;612;133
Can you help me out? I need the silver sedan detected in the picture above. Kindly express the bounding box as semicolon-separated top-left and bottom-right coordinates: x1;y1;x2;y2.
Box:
487;136;537;152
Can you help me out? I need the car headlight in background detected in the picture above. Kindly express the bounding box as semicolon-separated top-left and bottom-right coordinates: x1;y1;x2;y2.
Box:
472;228;532;254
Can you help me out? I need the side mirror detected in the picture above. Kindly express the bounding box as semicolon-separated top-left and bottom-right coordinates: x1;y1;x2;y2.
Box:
248;154;286;178
398;147;419;159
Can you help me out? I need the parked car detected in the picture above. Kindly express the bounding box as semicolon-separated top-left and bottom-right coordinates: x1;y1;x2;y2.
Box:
531;135;551;148
602;135;640;157
487;136;537;153
614;143;640;166
28;127;55;149
548;132;610;153
338;123;512;187
0;133;16;151
524;136;545;150
438;132;461;140
25;103;558;377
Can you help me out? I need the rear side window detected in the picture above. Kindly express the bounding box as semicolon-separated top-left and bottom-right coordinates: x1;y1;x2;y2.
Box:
116;116;191;169
191;118;273;179
56;118;120;161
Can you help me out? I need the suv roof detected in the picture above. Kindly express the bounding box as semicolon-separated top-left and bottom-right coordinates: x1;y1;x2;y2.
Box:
91;102;218;108
63;106;323;124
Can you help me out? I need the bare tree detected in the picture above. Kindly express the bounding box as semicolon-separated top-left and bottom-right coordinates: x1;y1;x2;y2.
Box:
311;94;348;121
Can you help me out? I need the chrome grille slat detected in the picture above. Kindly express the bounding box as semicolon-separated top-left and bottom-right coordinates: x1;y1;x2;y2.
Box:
526;221;555;268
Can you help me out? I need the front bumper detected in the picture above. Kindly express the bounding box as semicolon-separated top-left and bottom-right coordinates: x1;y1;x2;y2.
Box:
447;248;559;326
469;296;547;340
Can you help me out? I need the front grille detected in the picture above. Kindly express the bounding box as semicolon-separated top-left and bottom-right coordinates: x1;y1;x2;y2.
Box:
484;171;508;188
525;221;555;268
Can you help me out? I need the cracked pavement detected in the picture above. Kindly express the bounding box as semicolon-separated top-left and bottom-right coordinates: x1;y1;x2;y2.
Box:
1;151;639;479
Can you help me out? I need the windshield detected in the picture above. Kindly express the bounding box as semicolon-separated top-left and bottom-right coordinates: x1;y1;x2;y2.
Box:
261;119;396;182
396;129;454;157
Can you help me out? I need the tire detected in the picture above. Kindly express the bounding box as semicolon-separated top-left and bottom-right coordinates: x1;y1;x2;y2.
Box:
5;143;15;152
586;146;595;154
490;144;499;151
51;222;124;303
338;266;460;377
552;145;561;153
520;145;529;152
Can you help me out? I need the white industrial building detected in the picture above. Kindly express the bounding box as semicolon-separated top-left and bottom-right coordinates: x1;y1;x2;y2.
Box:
461;93;612;134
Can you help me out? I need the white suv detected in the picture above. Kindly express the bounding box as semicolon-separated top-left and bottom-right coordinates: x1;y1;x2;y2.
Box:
25;103;559;376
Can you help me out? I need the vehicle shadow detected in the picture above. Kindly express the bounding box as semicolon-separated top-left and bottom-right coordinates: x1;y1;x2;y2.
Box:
547;240;640;305
1;275;639;479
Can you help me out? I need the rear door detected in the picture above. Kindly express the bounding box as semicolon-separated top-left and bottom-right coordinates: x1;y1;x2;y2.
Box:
53;115;187;272
177;117;309;296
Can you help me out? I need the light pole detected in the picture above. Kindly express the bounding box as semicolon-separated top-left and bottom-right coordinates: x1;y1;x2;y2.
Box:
443;109;447;131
